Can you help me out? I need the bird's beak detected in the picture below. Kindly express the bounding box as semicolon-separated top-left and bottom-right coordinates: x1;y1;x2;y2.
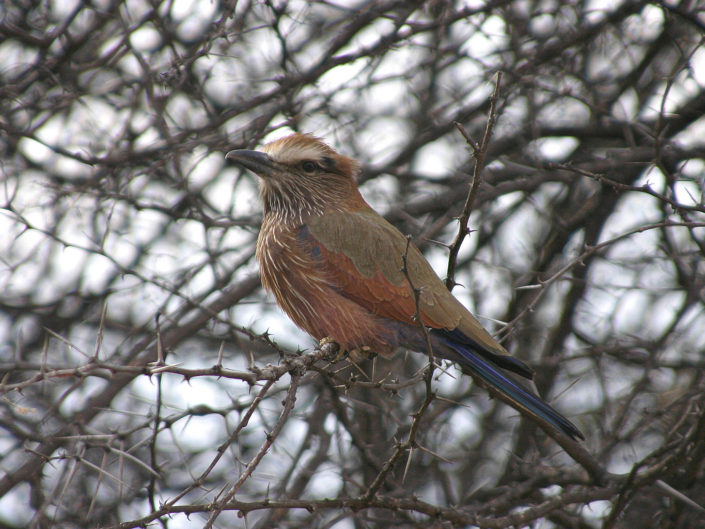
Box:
225;149;277;178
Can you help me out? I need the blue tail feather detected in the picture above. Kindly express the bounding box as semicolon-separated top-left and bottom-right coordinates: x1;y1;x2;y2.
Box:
436;331;584;440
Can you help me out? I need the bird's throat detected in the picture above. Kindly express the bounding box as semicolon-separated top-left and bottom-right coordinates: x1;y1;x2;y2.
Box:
260;181;330;225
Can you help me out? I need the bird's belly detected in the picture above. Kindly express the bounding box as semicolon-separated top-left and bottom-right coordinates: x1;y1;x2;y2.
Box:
259;250;395;354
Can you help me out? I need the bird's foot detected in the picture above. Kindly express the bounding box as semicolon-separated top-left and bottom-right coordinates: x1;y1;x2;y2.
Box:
319;337;345;361
319;336;337;346
348;345;377;362
318;338;377;363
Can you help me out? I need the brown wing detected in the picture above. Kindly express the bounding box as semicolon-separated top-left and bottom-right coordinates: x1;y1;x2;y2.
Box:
305;208;508;357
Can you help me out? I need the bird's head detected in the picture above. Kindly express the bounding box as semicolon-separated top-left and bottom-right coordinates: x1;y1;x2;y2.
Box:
226;133;365;222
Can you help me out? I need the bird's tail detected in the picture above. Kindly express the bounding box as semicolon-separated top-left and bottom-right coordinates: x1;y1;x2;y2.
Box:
437;331;584;441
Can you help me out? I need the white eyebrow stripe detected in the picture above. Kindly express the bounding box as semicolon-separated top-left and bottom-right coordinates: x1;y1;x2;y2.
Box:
263;143;328;165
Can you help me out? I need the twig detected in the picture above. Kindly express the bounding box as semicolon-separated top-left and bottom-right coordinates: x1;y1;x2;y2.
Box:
106;487;620;529
401;236;435;369
548;161;705;214
0;343;342;396
499;220;705;339
361;236;436;499
147;314;165;522
445;71;502;290
203;374;303;528
163;341;340;509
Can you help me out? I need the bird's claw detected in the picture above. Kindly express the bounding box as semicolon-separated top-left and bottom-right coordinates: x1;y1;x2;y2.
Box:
348;345;377;362
319;337;345;361
318;339;377;362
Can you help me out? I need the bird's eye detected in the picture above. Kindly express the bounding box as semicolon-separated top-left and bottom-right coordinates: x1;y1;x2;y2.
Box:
301;161;317;173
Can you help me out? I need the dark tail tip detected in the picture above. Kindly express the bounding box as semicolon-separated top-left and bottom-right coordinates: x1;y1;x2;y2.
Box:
437;331;584;441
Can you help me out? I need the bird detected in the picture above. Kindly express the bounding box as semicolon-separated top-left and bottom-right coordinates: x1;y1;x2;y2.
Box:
225;133;583;441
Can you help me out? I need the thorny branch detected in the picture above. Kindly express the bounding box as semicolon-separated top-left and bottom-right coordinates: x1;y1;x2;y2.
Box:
359;236;438;501
204;374;304;528
445;72;502;291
